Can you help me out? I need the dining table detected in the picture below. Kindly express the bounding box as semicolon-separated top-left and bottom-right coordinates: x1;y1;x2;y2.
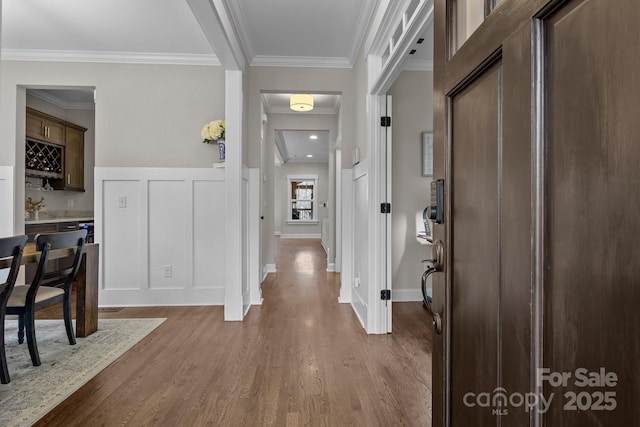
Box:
0;242;99;337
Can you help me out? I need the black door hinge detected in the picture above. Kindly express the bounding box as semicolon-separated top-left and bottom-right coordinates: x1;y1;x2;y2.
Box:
381;203;391;214
381;116;391;127
381;289;391;300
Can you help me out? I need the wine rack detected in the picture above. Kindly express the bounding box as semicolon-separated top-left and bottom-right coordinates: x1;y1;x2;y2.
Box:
25;138;64;179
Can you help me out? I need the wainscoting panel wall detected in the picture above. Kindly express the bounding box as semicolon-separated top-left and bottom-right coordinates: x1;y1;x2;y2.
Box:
0;167;13;237
351;162;369;328
149;180;187;290
96;168;226;307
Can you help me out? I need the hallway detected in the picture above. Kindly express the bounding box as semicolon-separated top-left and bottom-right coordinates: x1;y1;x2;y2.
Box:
37;238;432;426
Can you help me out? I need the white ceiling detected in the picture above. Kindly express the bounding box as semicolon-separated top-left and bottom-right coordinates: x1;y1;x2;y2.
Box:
276;130;330;164
1;0;216;64
227;0;377;67
262;93;341;115
3;0;433;163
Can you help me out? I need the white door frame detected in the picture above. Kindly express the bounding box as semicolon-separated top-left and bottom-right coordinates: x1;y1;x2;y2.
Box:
364;0;434;333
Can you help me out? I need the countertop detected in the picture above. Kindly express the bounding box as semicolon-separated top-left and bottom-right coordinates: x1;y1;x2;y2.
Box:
25;217;94;225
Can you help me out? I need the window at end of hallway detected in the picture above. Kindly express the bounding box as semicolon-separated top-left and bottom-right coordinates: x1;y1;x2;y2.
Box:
287;175;318;224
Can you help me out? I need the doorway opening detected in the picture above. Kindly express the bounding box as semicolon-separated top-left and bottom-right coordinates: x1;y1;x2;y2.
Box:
20;86;96;256
259;91;341;295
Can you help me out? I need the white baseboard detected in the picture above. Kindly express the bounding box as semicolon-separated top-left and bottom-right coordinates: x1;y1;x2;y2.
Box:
279;234;321;239
262;263;276;282
326;263;336;272
392;288;429;302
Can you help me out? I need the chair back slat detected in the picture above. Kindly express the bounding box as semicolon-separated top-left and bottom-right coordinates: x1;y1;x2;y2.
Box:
0;235;28;296
32;230;87;295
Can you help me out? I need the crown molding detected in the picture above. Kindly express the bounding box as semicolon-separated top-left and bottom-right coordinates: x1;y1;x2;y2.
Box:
251;55;352;69
347;0;379;65
274;130;290;163
1;49;220;66
29;89;95;111
224;0;256;65
265;106;339;115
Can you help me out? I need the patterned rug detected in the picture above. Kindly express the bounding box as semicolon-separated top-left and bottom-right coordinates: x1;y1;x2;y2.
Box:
0;318;166;427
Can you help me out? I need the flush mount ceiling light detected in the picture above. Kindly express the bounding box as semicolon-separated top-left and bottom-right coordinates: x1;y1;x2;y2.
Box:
290;94;314;112
309;134;318;140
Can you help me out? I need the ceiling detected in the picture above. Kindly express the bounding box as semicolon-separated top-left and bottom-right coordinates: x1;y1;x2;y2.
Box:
276;130;330;164
1;0;432;68
1;0;216;63
2;0;433;163
227;0;376;67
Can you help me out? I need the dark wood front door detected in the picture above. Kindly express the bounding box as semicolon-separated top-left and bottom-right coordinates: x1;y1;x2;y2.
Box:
432;0;640;425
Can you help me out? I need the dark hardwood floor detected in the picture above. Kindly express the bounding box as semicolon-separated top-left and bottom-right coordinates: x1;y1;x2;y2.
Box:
35;238;433;426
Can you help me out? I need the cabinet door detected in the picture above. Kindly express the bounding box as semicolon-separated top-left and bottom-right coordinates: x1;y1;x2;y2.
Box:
26;113;45;140
45;120;65;145
26;110;65;145
64;127;85;191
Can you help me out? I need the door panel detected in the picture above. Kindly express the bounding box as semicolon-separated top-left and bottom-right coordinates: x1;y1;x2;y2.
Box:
450;62;500;425
499;22;533;427
435;0;640;424
544;0;640;423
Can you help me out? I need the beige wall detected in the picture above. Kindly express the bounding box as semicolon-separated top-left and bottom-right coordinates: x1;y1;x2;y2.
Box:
0;60;224;232
388;70;434;291
0;61;225;168
274;162;329;236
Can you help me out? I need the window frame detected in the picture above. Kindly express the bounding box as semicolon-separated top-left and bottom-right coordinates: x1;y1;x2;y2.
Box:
287;174;319;224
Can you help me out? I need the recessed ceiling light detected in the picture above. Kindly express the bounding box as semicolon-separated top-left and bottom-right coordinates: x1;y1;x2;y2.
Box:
306;154;313;158
309;135;318;140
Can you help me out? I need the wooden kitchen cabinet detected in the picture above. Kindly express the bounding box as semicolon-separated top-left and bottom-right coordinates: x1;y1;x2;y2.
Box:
25;108;87;192
26;108;66;146
52;126;85;191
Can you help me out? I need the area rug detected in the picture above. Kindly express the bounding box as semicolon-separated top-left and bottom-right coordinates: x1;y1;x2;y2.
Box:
0;318;166;427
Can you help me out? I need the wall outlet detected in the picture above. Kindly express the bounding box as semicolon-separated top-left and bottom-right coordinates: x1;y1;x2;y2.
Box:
118;196;127;208
163;265;172;278
67;198;74;208
354;276;360;288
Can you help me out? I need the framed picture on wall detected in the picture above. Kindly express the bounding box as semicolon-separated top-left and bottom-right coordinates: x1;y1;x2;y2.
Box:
422;132;433;177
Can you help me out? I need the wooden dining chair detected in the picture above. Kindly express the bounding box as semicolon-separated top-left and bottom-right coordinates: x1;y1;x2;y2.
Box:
0;235;28;383
7;229;86;366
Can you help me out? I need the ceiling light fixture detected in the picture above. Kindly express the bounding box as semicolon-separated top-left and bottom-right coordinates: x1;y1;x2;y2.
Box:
309;135;318;140
306;154;313;158
290;94;314;112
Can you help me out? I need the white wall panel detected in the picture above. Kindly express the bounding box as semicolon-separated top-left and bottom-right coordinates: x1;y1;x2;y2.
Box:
102;180;143;290
96;167;226;306
351;163;369;328
193;180;226;289
0;167;13;237
149;180;187;289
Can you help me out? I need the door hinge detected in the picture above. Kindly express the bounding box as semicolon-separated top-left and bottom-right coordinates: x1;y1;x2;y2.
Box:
380;116;391;127
381;289;391;300
381;203;391;214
